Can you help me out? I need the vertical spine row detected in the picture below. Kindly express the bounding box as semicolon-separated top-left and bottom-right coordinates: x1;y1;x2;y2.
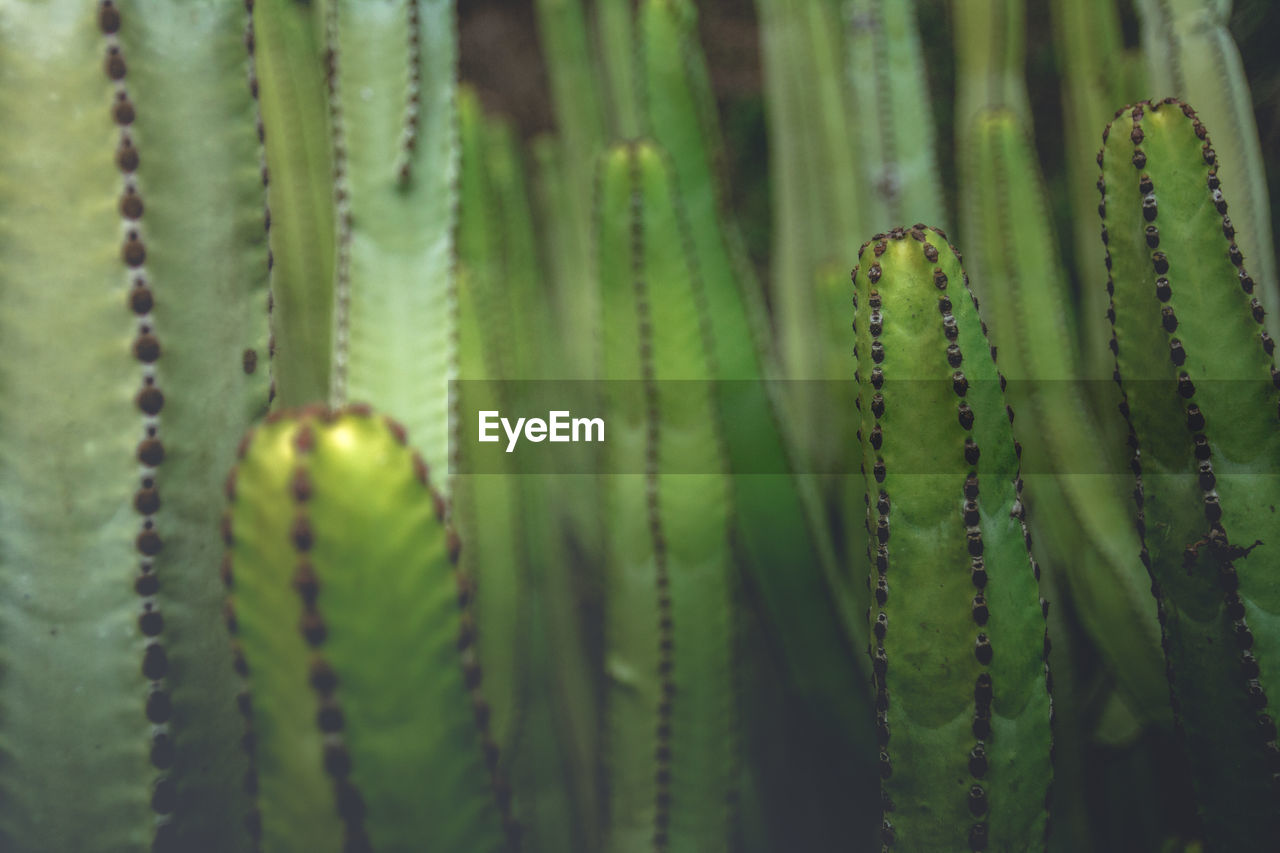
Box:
324;2;352;407
854;243;898;848
627;150;676;851
284;417;372;852
243;0;276;404
222;429;264;852
394;0;422;184
98;4;176;846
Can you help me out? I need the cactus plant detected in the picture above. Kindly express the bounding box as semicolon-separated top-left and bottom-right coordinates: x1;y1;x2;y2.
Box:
1100;97;1280;850
255;0;457;481
852;225;1053;851
222;405;515;851
1134;0;1279;338
597;139;738;853
0;3;269;849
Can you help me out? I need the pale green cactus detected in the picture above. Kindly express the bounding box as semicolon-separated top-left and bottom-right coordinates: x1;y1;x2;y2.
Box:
853;226;1053;852
254;0;457;481
1100;98;1280;850
0;2;269;849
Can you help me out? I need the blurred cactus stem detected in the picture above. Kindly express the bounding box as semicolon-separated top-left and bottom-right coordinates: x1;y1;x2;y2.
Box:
255;0;458;481
456;88;602;853
597;140;738;852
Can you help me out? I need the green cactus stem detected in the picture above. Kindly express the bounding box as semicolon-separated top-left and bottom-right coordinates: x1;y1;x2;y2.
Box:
1050;0;1148;380
1134;0;1279;339
455;89;603;852
758;0;944;561
255;0;458;482
223;406;515;851
1100;98;1280;849
637;0;869;757
597;140;737;852
0;3;269;849
532;0;606;377
853;226;1053;851
960;107;1167;727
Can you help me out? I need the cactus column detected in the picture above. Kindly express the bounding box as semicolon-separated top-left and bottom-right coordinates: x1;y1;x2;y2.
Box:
1100;98;1280;850
0;2;270;849
852;226;1052;851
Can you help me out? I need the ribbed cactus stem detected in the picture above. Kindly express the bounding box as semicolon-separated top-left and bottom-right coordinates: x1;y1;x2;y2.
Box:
255;0;458;482
1100;98;1280;850
597;141;737;852
1134;0;1279;339
853;226;1053;852
0;3;270;849
223;406;516;851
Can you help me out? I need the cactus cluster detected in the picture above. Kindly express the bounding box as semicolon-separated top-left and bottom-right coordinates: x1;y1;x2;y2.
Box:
1;0;1279;851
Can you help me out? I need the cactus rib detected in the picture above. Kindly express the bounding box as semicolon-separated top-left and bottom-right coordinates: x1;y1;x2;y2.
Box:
0;2;271;849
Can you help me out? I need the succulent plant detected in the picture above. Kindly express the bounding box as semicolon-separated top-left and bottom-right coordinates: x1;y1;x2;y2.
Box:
221;405;515;852
852;225;1053;851
6;0;1280;849
1100;97;1280;850
255;0;457;480
596;139;738;852
0;3;269;849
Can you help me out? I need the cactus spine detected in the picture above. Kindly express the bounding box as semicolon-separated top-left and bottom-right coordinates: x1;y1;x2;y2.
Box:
223;407;515;851
0;2;269;849
853;226;1053;851
1100;98;1280;849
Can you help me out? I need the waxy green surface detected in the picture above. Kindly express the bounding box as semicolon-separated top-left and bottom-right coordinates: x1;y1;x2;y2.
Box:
853;228;1052;851
0;2;268;849
598;141;736;853
1101;99;1280;849
226;409;510;852
256;0;457;482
